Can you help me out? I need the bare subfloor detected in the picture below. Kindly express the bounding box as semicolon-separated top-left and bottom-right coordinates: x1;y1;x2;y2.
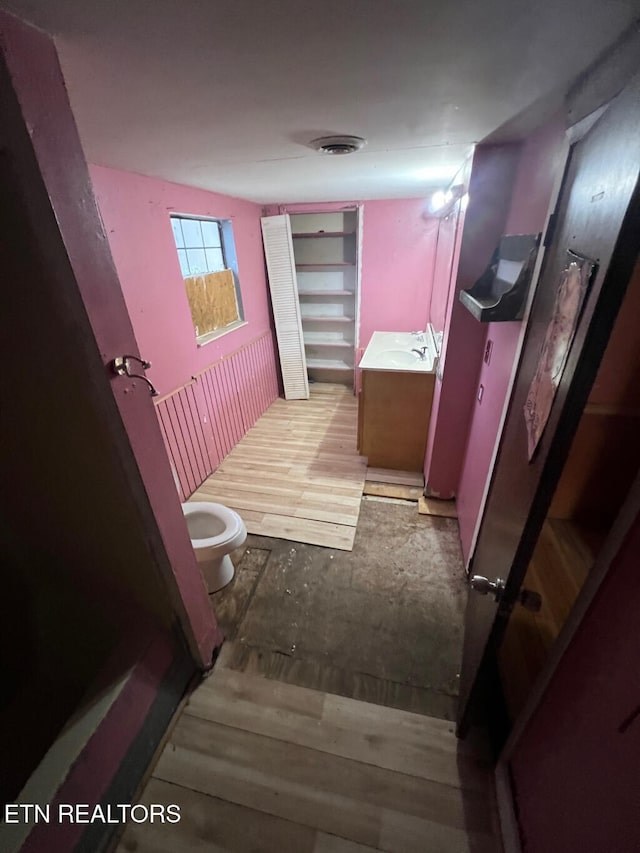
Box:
212;497;466;720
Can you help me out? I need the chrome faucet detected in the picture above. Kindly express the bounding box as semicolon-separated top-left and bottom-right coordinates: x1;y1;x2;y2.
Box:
411;346;428;360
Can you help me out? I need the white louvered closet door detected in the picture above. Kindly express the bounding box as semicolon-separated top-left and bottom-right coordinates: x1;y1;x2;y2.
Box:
260;214;309;400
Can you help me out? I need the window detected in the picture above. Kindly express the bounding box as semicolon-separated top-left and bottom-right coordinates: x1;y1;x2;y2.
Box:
170;215;244;344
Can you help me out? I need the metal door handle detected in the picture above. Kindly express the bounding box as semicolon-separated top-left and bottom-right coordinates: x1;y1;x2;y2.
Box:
470;575;505;601
111;355;158;397
470;574;542;612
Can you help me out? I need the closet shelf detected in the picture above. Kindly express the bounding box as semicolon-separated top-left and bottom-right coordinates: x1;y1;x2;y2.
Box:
292;231;356;239
306;358;353;371
298;289;355;297
305;340;353;349
296;262;355;269
301;315;354;323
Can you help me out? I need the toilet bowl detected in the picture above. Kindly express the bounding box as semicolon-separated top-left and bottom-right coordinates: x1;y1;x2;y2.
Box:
182;501;247;593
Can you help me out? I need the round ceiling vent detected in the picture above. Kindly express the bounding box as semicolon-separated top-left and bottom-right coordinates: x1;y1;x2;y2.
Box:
309;135;367;155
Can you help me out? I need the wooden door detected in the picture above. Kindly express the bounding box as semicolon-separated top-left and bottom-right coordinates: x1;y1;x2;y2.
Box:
261;214;310;400
457;74;640;734
0;12;221;668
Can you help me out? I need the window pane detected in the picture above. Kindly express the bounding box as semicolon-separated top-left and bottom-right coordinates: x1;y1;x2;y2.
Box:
201;219;221;247
171;218;184;248
186;248;207;274
205;248;225;272
181;218;203;248
177;249;190;276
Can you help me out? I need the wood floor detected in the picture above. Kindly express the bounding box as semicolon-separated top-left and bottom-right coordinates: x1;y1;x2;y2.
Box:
191;384;367;551
118;648;500;853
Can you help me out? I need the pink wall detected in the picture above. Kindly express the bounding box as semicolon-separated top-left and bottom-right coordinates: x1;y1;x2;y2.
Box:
359;199;438;348
424;145;520;498
456;116;566;562
510;500;640;852
271;199;439;350
90;166;275;397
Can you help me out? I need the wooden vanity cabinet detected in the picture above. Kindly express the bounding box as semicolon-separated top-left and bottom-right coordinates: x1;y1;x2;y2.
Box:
358;369;435;471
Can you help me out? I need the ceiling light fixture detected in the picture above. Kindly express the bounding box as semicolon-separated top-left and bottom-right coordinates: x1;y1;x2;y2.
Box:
309;135;367;155
429;190;451;213
428;184;465;216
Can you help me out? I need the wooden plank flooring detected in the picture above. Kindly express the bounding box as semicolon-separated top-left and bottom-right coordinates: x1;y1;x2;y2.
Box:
191;384;367;550
118;657;500;853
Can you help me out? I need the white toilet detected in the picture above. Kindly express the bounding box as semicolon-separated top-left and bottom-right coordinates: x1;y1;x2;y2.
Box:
181;501;247;593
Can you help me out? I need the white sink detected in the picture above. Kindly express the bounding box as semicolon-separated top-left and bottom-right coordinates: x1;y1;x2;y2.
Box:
358;330;437;373
377;349;422;368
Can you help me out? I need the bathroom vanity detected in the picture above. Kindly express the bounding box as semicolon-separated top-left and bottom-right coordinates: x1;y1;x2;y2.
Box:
357;331;437;472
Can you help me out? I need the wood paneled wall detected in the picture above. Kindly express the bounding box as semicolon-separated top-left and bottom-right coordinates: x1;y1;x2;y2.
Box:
155;332;280;499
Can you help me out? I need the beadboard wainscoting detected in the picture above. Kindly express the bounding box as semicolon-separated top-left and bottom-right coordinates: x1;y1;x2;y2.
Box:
155;332;280;499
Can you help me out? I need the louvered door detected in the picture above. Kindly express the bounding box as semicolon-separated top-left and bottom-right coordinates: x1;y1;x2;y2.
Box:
260;214;309;400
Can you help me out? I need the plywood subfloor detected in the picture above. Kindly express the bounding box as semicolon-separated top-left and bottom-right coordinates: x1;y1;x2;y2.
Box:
364;482;423;501
363;468;458;517
118;652;500;853
419;496;458;519
366;467;424;487
191;384;367;550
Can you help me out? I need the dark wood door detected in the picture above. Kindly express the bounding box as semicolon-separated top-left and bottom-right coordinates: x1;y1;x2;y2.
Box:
0;11;221;670
457;75;640;734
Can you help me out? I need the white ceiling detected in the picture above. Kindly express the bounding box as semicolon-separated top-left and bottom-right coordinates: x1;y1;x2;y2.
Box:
3;0;639;202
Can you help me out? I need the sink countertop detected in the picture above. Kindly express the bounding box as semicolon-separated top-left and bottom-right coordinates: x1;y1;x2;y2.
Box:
358;330;437;373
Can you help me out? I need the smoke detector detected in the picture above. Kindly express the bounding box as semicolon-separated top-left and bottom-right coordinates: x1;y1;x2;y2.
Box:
309;135;366;155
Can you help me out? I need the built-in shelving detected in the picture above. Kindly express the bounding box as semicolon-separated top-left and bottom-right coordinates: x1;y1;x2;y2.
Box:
295;262;355;269
298;289;353;297
292;231;356;239
306;340;353;349
290;210;359;387
302;315;354;323
305;358;353;371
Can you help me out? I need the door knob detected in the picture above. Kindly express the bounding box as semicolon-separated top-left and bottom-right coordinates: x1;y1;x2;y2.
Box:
470;575;542;612
470;575;505;601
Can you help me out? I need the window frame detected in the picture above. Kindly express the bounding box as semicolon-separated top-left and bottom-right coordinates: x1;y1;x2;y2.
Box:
170;213;246;346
